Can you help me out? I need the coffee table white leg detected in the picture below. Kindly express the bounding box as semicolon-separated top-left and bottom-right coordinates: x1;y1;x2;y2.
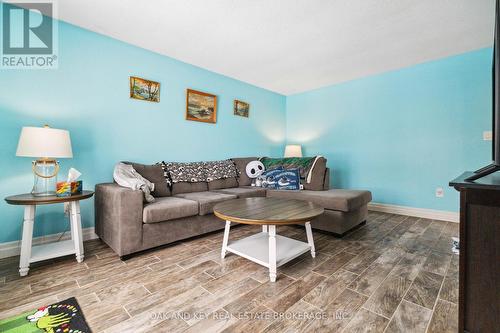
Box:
19;205;35;276
305;222;316;258
221;220;231;258
262;225;268;233
70;201;84;263
268;225;277;282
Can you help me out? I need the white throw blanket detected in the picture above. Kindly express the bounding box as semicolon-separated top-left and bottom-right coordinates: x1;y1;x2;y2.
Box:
113;163;155;202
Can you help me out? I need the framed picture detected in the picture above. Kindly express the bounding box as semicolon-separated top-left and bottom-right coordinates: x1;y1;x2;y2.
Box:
130;76;160;102
234;100;250;118
186;89;217;123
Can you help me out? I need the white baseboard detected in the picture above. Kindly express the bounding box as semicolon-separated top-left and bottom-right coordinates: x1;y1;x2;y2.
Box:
368;202;459;223
0;227;98;259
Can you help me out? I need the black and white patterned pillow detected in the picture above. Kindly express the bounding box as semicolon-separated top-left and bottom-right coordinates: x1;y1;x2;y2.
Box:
160;161;206;183
204;160;238;182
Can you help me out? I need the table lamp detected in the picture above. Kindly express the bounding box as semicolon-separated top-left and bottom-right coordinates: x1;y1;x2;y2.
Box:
16;125;73;196
284;144;303;158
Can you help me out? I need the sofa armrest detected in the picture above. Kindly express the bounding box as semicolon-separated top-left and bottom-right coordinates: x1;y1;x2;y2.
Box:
95;183;143;256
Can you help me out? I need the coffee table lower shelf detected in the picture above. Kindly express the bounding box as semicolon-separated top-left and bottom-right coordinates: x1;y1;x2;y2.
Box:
226;232;311;268
221;221;316;282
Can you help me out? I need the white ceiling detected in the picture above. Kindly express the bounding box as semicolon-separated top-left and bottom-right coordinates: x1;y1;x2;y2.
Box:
52;0;495;95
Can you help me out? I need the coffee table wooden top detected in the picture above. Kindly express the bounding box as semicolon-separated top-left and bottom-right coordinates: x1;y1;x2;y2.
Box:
5;191;94;206
213;197;324;225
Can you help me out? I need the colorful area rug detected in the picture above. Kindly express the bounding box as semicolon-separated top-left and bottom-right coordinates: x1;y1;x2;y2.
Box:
0;297;91;333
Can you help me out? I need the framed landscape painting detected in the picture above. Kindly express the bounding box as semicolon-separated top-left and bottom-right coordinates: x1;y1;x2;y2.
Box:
130;76;160;102
234;100;250;118
186;89;217;123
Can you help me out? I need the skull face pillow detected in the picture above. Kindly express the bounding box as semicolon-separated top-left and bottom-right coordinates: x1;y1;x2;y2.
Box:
245;161;265;186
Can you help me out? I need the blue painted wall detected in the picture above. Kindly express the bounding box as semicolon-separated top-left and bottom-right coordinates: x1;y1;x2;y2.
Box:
0;20;286;243
286;48;493;212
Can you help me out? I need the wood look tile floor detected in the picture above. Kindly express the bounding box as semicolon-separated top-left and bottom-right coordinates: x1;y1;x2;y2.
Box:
0;212;459;333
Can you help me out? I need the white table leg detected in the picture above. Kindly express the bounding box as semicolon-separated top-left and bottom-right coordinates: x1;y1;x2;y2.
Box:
70;201;84;263
221;220;231;258
262;225;268;233
19;205;35;276
305;222;316;258
268;225;277;282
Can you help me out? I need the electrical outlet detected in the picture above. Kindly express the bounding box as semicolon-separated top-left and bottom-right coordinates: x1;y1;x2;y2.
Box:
483;131;493;141
436;187;444;198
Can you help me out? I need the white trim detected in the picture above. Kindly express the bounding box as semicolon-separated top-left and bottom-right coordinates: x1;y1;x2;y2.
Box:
0;227;98;259
369;202;459;223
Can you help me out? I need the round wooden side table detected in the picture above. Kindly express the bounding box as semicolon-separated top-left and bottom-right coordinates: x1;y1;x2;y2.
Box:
5;191;94;276
213;197;324;282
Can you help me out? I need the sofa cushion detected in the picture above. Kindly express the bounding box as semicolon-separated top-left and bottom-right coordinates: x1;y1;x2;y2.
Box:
171;181;208;195
212;186;267;198
123;162;171;197
143;197;199;223
208;177;238;190
231;157;258;186
174;191;237;215
266;189;372;212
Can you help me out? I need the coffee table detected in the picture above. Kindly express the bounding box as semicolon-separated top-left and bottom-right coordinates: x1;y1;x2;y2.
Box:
213;197;324;282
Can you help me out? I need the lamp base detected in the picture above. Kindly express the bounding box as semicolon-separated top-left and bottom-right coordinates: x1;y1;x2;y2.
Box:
32;159;59;196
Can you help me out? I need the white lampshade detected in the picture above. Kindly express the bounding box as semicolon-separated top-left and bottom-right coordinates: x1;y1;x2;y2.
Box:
284;144;303;158
16;126;73;158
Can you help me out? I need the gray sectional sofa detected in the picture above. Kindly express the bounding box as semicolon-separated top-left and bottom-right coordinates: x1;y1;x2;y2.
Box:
95;157;372;258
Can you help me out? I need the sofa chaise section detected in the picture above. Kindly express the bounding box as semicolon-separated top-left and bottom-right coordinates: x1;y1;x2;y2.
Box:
267;189;372;212
267;188;372;235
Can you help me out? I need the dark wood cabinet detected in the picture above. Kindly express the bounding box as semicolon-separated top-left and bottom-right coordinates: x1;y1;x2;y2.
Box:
450;172;500;333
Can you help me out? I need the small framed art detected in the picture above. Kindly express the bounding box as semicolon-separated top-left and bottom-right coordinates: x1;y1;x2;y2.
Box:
186;89;217;123
130;76;160;102
234;100;249;118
